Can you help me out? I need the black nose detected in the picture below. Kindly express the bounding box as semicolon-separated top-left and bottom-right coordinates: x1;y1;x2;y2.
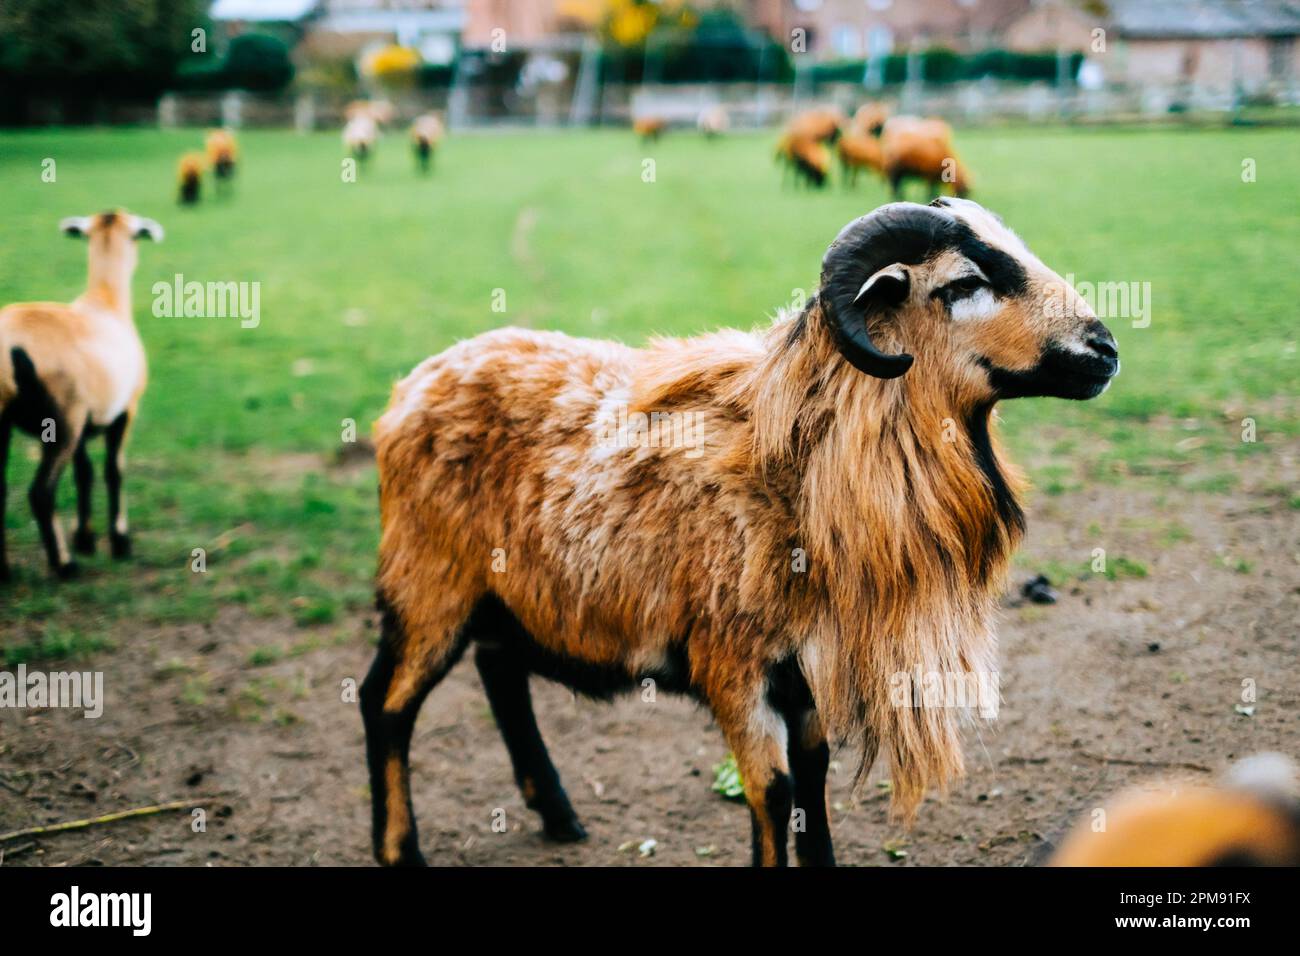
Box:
1086;329;1118;360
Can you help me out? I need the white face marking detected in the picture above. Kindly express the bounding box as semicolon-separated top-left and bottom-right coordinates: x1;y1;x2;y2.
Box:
949;285;998;322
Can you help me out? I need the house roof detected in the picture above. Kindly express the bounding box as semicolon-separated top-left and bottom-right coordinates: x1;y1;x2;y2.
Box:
210;0;320;21
1104;0;1300;39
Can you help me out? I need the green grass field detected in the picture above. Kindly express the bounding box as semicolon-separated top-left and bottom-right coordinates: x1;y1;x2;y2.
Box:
1;125;1297;659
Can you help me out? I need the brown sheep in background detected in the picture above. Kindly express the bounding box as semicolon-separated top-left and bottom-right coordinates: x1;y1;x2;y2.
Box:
777;106;847;188
776;132;831;189
633;115;668;142
410;113;444;173
0;211;162;581
851;101;891;136
205;128;238;192
360;198;1120;867
343;114;378;165
837;128;884;188
785;105;847;145
177;152;204;205
881;116;973;200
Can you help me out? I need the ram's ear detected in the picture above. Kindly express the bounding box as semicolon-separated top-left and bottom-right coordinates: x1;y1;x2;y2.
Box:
130;216;164;242
60;216;92;238
853;264;910;308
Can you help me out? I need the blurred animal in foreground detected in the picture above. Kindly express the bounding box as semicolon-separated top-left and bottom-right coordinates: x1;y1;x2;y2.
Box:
880;116;971;200
0;211;162;582
205;129;238;192
177;152;204;205
633;115;668;142
1051;753;1300;866
410;114;444;174
697;105;729;139
361;197;1120;866
344;115;379;164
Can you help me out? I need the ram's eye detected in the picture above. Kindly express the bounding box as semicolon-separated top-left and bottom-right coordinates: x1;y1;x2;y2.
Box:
946;276;987;298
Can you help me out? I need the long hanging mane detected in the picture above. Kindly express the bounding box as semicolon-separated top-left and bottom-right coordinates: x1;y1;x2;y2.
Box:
743;301;1026;815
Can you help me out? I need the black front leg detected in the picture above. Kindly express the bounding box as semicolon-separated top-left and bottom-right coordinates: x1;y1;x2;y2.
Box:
785;709;835;867
104;412;131;559
768;656;835;866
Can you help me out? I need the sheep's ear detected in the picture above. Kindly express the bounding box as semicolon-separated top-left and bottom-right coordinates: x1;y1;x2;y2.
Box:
131;217;164;242
60;216;91;238
853;264;910;308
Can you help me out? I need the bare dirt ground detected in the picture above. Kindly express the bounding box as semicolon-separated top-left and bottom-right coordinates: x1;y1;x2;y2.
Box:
2;471;1296;867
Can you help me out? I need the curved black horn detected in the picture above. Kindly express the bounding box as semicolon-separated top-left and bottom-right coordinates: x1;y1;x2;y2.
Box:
819;202;957;378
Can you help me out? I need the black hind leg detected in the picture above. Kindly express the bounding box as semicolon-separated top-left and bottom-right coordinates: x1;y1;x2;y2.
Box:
29;412;84;579
474;641;586;842
359;594;471;866
72;435;95;555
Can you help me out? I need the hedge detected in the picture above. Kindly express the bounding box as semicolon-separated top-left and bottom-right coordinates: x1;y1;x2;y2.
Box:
810;48;1083;86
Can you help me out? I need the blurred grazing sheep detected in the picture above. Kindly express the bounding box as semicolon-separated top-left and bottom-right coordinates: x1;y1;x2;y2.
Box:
880;116;972;200
776;132;831;189
851;101;891;136
177;152;204;205
344;115;379;164
410;114;444;174
633;115;668;142
837;128;884;188
785;106;846;145
697;105;729;139
205;128;238;191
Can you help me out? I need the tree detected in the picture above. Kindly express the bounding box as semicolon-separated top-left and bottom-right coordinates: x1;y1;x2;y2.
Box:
0;0;206;122
222;33;295;93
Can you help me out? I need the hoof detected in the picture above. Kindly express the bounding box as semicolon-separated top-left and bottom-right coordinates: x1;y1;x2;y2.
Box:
375;844;427;867
73;528;97;556
110;533;132;560
56;561;81;581
542;814;588;843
